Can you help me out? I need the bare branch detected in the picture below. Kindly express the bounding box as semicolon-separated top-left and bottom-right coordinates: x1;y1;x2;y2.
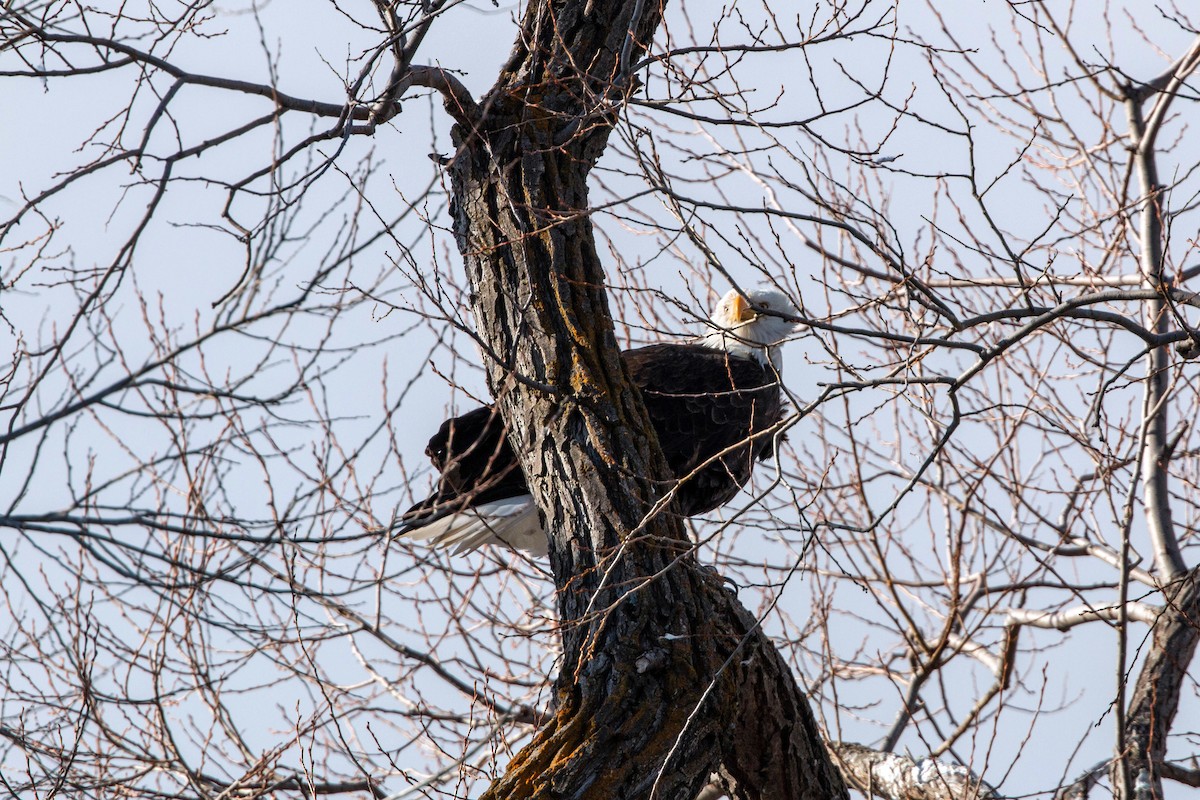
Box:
1001;602;1162;631
398;65;479;128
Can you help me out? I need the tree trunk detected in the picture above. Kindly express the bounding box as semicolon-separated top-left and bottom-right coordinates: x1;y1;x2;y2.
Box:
1119;568;1200;799
444;0;848;798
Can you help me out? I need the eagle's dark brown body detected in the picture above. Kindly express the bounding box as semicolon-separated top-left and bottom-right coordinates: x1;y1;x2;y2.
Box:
400;343;784;553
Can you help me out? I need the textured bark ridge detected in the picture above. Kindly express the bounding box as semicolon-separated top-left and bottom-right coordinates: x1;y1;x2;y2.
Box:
445;1;848;797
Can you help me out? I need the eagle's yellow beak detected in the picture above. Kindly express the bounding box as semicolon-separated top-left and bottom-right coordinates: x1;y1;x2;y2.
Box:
731;293;756;322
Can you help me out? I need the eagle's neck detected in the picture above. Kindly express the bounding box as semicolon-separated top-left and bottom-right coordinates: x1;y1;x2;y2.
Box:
697;331;783;372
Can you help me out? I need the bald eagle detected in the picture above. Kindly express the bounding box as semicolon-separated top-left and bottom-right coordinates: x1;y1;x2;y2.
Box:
398;287;798;555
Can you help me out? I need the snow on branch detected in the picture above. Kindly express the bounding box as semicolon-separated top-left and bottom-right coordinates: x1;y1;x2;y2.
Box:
830;743;1000;800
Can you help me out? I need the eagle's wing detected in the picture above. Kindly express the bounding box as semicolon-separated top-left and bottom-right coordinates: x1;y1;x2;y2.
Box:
399;405;528;526
624;343;783;516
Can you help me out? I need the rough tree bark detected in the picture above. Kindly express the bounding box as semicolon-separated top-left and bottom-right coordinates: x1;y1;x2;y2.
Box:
1120;568;1200;799
441;0;848;797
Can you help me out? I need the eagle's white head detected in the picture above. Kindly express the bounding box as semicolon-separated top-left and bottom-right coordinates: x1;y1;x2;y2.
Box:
698;287;799;370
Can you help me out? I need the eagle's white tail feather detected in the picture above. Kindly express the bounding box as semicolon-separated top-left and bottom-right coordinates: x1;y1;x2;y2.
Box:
401;496;546;556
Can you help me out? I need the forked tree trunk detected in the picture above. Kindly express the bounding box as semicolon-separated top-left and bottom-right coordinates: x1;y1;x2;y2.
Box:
445;1;848;797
